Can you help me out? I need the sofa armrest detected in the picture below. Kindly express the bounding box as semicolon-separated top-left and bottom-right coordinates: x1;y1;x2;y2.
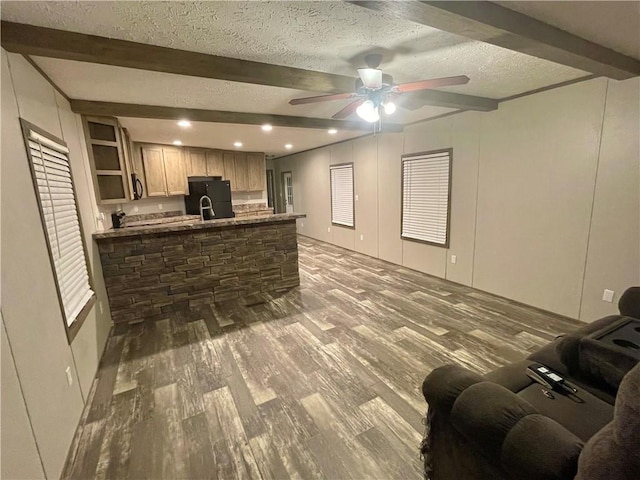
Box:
422;364;484;414
450;381;583;480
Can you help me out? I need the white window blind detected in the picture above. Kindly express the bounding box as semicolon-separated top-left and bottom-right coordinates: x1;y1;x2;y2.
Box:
402;150;451;246
26;127;94;326
330;164;354;227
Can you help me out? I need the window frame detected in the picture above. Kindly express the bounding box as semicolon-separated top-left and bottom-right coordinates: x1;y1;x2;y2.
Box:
20;118;96;344
400;148;453;248
329;162;355;229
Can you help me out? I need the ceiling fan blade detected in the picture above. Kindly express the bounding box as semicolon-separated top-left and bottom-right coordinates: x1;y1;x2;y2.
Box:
289;92;356;105
357;68;383;89
395;75;470;93
395;93;425;111
332;99;365;119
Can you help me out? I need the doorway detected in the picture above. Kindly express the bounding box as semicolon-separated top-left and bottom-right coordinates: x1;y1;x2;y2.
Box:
266;169;275;210
282;171;294;213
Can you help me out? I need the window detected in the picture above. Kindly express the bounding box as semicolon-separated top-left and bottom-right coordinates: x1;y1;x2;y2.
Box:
401;149;452;247
330;163;354;228
21;120;95;340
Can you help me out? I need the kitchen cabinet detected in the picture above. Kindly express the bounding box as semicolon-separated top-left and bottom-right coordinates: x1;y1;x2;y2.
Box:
186;148;207;177
163;148;187;195
234;152;249;191
223;152;236;189
140;144;187;197
247;153;266;191
82;116;129;204
206;150;224;177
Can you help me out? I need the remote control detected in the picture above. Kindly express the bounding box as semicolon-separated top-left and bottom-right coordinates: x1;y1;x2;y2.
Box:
526;363;577;394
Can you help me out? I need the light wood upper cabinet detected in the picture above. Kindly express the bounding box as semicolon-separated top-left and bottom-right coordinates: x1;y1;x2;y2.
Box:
163;147;188;195
234;152;249;191
247;153;266;191
141;146;168;197
186;148;207;177
141;144;187;196
223;152;236;189
206;150;224;177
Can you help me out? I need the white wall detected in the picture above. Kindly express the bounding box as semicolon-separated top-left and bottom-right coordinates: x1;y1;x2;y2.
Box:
1;50;112;479
273;77;640;322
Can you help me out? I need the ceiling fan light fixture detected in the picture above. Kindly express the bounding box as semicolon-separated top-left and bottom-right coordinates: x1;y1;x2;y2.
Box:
356;100;380;123
383;101;397;115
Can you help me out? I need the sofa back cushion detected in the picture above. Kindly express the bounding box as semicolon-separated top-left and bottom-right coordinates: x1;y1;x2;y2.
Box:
575;362;640;479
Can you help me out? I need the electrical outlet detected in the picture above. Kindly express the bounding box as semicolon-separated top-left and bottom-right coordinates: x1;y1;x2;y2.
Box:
451;255;457;264
327;226;331;233
133;206;139;213
301;222;304;228
158;203;163;210
602;289;615;303
65;366;73;387
360;234;364;241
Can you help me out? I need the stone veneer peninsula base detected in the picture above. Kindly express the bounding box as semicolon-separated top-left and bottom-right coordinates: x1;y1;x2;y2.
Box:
93;214;305;324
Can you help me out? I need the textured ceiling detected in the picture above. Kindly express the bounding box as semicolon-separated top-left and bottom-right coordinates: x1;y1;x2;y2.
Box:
2;0;616;152
497;1;640;59
118;118;368;157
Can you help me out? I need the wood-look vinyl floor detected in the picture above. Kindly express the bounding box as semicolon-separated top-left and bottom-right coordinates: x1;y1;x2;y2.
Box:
63;236;584;480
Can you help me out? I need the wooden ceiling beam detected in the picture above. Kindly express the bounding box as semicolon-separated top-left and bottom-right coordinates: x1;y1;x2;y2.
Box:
68;100;405;132
2;21;500;112
404;89;497;111
0;21;355;93
350;1;640;80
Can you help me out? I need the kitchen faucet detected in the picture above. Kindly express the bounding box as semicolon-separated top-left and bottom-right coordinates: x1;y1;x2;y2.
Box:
199;195;214;221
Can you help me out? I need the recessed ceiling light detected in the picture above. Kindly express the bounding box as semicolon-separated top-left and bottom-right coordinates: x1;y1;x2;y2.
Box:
234;141;243;148
285;144;293;150
172;140;183;146
177;120;191;128
261;124;273;132
328;128;338;135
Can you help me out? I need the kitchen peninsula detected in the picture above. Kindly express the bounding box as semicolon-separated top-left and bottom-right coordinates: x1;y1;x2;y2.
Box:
94;213;305;324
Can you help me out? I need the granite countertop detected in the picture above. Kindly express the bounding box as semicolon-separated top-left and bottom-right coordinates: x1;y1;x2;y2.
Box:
93;213;306;240
122;214;201;228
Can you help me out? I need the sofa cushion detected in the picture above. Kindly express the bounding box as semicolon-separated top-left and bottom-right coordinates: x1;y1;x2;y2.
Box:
575;362;640;479
422;364;484;413
451;381;537;460
501;414;583;480
618;286;640;319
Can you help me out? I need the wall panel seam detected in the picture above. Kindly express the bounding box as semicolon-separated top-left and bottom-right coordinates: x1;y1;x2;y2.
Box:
577;79;610;320
1;314;47;478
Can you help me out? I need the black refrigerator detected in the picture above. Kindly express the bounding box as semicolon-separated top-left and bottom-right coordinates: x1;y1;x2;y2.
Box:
184;177;234;220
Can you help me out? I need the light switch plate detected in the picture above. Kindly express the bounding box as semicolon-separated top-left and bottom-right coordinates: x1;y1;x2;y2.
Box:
602;289;615;303
360;234;364;241
451;255;457;264
355;194;359;201
327;227;331;232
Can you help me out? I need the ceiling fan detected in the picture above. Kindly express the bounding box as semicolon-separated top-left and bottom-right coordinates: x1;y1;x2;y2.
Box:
289;54;470;123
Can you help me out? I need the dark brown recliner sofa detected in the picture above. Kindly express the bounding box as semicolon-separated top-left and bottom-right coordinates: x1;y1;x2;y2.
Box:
421;288;640;480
